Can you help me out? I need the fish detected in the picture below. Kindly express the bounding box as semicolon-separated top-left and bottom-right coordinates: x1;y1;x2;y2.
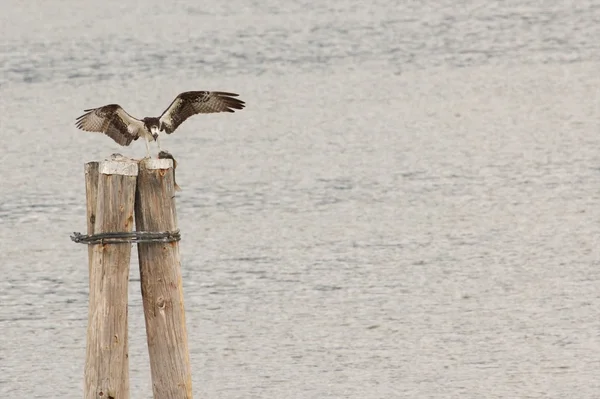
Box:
158;150;181;192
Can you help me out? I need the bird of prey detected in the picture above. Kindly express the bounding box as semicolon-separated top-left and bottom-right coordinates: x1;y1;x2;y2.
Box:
75;91;245;157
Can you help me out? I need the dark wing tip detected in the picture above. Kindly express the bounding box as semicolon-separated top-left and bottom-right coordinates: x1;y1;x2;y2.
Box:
217;93;246;112
75;109;94;128
212;91;240;97
75;112;90;123
75;104;124;128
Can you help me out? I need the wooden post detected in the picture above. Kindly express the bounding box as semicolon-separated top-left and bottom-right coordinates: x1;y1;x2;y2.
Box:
84;162;99;276
135;158;192;399
84;159;138;399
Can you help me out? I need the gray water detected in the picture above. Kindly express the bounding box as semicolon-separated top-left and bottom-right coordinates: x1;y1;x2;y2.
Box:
2;0;600;397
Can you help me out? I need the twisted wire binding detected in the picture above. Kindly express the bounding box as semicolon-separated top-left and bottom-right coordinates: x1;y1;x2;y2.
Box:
70;230;181;245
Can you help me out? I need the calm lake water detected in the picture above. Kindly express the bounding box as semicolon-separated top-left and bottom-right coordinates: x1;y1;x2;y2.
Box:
1;0;600;398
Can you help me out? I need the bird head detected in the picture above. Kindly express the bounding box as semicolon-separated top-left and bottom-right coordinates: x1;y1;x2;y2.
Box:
142;117;161;141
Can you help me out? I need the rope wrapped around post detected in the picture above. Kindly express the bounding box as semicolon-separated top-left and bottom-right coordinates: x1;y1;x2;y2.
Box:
71;230;181;245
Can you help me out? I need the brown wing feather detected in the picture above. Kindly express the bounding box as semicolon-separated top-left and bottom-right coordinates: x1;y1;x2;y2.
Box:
158;91;246;134
75;104;142;146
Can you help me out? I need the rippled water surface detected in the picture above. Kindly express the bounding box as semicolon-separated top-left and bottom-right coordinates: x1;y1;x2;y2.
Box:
2;1;600;398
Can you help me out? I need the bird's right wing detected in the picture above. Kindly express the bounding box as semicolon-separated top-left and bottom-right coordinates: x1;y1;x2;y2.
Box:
75;104;144;146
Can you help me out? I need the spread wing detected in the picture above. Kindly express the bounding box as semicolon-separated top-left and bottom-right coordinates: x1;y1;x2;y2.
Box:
158;91;246;134
75;104;144;146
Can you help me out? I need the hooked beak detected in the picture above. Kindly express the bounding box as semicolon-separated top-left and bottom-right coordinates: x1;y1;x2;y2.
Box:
150;126;159;141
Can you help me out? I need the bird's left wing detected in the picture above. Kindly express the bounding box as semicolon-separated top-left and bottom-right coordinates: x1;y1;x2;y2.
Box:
158;91;246;134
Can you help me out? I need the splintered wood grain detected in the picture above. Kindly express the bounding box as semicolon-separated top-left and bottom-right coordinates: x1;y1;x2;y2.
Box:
84;159;138;399
135;158;192;399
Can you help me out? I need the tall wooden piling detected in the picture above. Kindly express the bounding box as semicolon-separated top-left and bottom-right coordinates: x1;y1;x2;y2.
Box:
84;159;138;399
135;158;192;399
84;162;99;275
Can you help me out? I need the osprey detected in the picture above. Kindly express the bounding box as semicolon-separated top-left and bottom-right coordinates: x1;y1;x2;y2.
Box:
75;91;245;157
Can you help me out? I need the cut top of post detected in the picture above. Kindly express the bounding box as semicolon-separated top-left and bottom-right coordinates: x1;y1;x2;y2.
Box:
86;156;174;177
99;159;139;176
140;158;173;170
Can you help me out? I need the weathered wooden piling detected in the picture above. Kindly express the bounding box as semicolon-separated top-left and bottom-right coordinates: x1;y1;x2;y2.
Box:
135;158;192;399
84;159;138;399
79;156;191;399
84;162;99;275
